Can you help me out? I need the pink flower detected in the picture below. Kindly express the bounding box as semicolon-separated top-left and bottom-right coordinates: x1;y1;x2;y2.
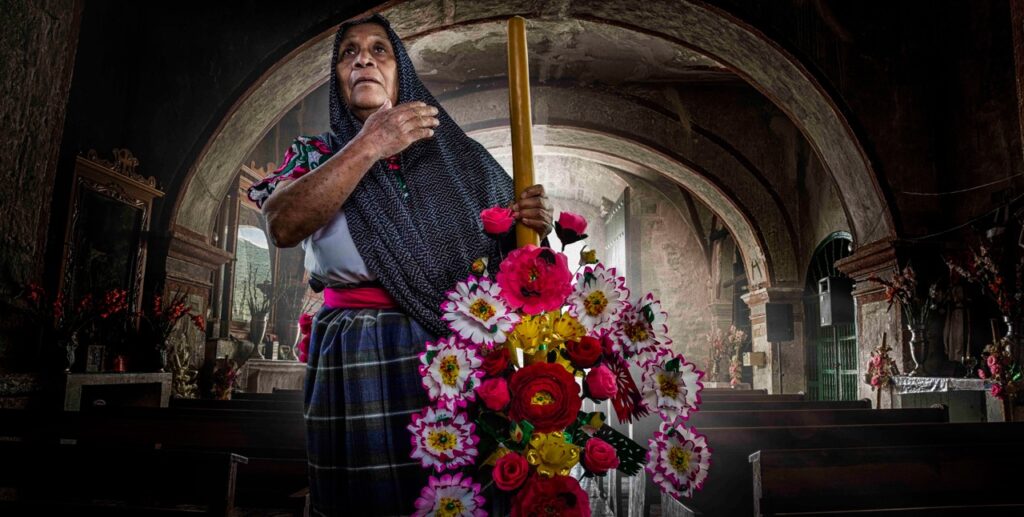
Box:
992;383;1005;399
582;437;620;475
481;206;515;236
585;364;618;401
297;313;313;363
496;245;573;315
870;375;880;387
555;212;588;246
476;377;511;411
987;355;999;369
978;368;988;380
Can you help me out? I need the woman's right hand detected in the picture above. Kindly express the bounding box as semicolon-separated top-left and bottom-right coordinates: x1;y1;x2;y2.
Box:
357;100;439;160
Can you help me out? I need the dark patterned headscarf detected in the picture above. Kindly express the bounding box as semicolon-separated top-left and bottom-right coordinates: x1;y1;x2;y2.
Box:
327;14;514;337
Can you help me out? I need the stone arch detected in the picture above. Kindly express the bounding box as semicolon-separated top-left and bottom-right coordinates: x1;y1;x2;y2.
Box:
172;0;894;283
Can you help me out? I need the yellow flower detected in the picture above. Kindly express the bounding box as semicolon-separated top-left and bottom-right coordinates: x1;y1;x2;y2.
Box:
525;432;580;478
471;257;489;276
580;249;599;266
509;314;547;363
550;312;586;345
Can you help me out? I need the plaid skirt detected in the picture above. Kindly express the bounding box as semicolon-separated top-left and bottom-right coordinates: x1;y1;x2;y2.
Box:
303;307;433;516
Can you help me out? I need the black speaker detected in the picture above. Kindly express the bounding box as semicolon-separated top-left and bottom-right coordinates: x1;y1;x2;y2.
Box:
818;277;854;326
766;303;794;342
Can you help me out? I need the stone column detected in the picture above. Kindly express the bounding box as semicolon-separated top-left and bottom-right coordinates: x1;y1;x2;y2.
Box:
742;286;805;394
836;239;904;408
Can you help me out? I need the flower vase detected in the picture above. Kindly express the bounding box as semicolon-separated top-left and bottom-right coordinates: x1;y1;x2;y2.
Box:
1002;316;1019;365
155;348;168;372
906;324;926;376
249;312;269;355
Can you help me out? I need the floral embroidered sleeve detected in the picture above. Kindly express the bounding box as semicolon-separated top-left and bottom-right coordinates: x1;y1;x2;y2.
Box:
246;135;334;209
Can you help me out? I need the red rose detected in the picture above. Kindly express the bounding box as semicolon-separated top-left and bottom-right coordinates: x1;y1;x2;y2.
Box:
512;475;591;517
481;206;515;236
482;346;511;377
494;451;529;491
565;336;603;368
554;212;589;247
582;437;620;475
584;364;617;401
508;362;582;433
992;384;1005;399
476;377;511;411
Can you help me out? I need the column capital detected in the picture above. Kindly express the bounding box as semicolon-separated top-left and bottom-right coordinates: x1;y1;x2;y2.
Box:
741;285;804;307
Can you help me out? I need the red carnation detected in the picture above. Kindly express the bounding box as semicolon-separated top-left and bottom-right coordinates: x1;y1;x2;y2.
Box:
512;475;591;517
565;336;603;368
508;362;582;433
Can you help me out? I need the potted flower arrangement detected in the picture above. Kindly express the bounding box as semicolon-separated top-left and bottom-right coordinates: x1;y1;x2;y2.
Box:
408;209;711;515
867;265;947;376
864;333;899;408
139;291;205;371
706;328;725;381
18;283;96;371
724;326;748;387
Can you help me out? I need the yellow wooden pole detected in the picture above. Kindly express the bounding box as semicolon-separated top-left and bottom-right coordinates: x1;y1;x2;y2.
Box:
508;16;539;248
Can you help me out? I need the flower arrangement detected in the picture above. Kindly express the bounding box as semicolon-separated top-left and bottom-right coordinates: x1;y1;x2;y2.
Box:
706;328;725;381
409;210;710;515
978;337;1023;400
724;326;748;387
864;333;899;390
946;239;1024;321
140;291;206;352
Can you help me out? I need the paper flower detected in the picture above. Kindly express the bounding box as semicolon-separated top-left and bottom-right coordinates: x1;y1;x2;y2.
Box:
494;451;530;491
565;336;603;369
508;362;583;433
414;472;488;517
642;355;704;425
512;475;591;517
614;293;671;362
584;364;618;400
496;245;573;315
645;425;711;499
407;406;480;472
419;336;485;410
554;211;588;247
582;437;620;475
475;377;511;411
568;264;629;334
525;432;581;478
481;206;515;236
442;275;520;347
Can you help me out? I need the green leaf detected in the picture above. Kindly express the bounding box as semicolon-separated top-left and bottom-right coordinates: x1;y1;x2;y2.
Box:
424;350;438;365
665;357;680;372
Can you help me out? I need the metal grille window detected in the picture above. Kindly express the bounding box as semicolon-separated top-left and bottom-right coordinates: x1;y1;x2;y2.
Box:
805;233;857;400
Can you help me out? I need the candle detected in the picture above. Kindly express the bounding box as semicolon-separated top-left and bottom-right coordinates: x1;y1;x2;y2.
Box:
507;16;538;248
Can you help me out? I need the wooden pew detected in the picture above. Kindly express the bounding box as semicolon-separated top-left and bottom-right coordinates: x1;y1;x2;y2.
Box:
696;399;869;412
170;397;302;413
700;393;804;402
0;408;308;515
0;438;240;515
703;388;768;395
750;444;1024;515
685;407;948;429
689;421;1024;516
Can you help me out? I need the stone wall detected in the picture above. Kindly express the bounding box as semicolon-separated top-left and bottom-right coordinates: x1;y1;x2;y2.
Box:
0;0;81;372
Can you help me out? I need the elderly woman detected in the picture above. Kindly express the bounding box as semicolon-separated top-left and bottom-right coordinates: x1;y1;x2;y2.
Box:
248;14;552;516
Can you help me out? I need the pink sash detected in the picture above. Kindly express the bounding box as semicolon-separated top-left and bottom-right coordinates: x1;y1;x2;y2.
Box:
323;286;398;310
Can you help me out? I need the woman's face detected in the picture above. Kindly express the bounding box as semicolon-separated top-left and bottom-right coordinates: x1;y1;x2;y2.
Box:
336;23;399;119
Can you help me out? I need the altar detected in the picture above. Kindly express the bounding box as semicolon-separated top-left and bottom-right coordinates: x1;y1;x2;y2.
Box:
892;376;1005;422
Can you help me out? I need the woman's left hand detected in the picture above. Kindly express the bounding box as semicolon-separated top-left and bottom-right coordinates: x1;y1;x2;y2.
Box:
512;184;553;238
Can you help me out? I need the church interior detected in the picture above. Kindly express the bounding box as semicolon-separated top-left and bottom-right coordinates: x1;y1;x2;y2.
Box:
3;0;1024;515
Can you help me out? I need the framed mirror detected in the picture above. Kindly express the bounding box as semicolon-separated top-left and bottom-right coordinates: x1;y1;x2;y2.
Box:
61;150;163;315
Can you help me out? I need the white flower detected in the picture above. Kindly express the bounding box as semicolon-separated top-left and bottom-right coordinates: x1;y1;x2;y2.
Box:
413;472;488;517
568;264;629;334
641;354;704;425
419;336;484;410
407;407;479;472
441;275;519;347
614;293;671;362
645;424;711;499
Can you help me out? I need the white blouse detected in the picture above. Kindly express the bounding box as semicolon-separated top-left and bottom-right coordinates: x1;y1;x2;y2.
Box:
302;208;375;285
